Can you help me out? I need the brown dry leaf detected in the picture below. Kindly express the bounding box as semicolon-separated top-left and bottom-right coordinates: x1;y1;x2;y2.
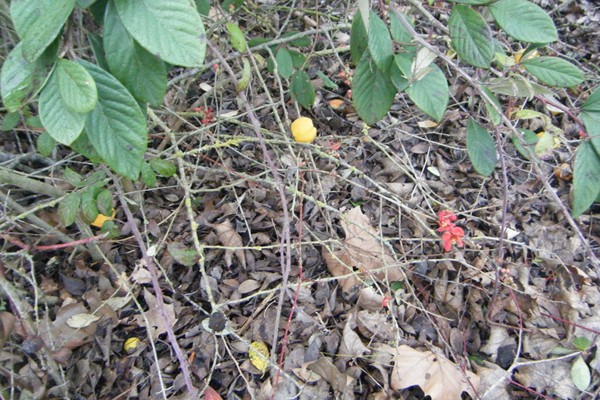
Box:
0;311;16;349
390;345;479;400
133;288;177;337
211;221;246;268
513;360;577;399
323;207;401;294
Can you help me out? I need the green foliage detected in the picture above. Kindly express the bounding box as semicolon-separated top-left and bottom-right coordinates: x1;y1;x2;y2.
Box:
572;141;600;218
487;0;557;43
466;119;497;176
226;22;248;53
571;356;591;392
448;5;493;68
290;70;315;109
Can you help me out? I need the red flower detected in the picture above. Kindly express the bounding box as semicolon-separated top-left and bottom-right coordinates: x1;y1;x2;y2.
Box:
437;210;457;232
441;226;464;252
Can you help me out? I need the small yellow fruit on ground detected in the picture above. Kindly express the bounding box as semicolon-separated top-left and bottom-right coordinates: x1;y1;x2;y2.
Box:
291;117;317;143
123;337;142;353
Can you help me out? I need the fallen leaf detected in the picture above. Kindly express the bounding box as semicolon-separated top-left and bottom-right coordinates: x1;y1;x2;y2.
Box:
249;341;269;373
390;345;479;400
211;221;246;268
133;288;177;337
66;313;101;329
203;387;223;400
324;207;401;293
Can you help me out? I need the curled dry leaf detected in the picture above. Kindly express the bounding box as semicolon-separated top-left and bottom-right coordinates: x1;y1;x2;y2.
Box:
389;345;479;400
323;207;401;293
211;221;246;268
66;313;101;329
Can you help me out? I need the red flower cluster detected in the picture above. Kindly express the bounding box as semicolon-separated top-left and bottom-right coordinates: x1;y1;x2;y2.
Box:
194;106;215;124
437;210;464;252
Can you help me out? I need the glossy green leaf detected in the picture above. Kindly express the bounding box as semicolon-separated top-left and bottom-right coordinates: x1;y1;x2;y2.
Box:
449;5;493;68
350;10;368;66
114;0;206;67
467;119;497;176
571;356;591;391
290;70;315;109
368;11;393;72
275;48;294;79
581;87;600;155
352;54;396;125
104;0;167;106
10;0;76;62
141;161;157;187
226;22;248;53
572;141;600;217
56;58;97;113
488;0;557;43
1;43;36;112
522;57;584;87
39;70;86;145
37;132;56;157
58;192;81;227
406;64;449;122
80;60;147;180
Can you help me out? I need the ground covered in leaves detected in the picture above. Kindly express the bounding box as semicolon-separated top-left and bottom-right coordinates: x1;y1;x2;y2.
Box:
1;1;600;399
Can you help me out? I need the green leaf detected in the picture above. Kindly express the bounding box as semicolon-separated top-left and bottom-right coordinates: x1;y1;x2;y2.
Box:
572;141;600;217
535;131;554;159
290;70;315;109
481;87;502;125
350;10;368;66
195;0;211;16
63;167;83;186
55;59;97;113
282;31;312;47
226;22;248;53
141;161;157;187
488;0;557;43
581;87;600;155
390;59;409;92
571;356;591;392
449;5;493;68
486;76;553;98
78;0;98;8
10;0;76;62
88;32;110;71
467;119;497;176
81;187;99;223
449;0;493;3
37;132;56;157
316;71;338;90
352;54;396;125
368;11;393;72
58;192;81;227
522;57;584;87
1;43;36;112
168;242;199;267
150;158;177;177
39;70;86;145
79;60;147;180
513;129;538;160
114;0;206;67
104;0;167;106
96;188;113;215
70;130;102;163
389;11;413;44
275;48;294;79
572;337;591;352
236;57;251;92
406;64;449;122
2;112;21;131
288;50;306;69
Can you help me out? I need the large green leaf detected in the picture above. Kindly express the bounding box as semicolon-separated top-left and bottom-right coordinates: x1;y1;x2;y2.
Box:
389;11;413;44
79;60;147;180
114;0;206;67
522;57;584;87
350;10;368;66
449;5;493;68
466;119;497;176
39;70;86;145
581;87;600;155
406;64;449;122
56;59;97;113
572;141;600;217
104;0;167;106
290;70;315;109
368;11;393;72
226;22;247;53
0;43;35;112
10;0;76;62
58;192;81;227
488;0;557;43
352;54;396;125
275;48;294;79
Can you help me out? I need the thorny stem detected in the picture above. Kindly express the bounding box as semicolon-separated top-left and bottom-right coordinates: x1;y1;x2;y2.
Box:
107;170;197;398
207;41;294;368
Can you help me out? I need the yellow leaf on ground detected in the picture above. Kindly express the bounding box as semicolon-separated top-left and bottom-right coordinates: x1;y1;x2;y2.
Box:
249;341;269;373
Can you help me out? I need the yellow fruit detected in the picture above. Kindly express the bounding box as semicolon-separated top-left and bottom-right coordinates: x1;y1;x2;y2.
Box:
123;337;142;353
91;210;116;228
291;117;317;143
